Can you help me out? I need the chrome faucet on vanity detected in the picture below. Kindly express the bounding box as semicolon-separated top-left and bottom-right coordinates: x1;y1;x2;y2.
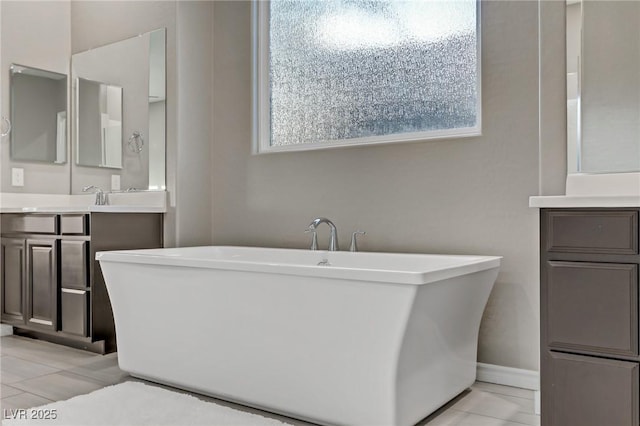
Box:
307;217;339;251
82;185;108;205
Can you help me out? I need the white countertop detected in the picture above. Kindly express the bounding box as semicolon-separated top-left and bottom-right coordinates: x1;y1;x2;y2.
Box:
529;195;640;208
0;191;168;213
0;205;166;214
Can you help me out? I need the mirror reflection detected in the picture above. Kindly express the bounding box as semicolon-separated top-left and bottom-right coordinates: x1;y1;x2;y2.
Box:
10;64;67;164
72;28;166;192
77;78;123;168
567;0;640;174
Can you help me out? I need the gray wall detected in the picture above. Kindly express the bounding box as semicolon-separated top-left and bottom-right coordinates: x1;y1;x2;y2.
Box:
1;0;212;247
70;0;213;248
0;0;71;194
539;0;567;195
0;0;572;372
212;1;542;370
175;1;213;247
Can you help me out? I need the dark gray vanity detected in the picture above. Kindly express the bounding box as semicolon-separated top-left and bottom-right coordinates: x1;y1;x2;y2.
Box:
1;211;163;353
540;207;640;426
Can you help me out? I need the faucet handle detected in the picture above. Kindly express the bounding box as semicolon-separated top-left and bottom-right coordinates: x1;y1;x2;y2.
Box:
349;231;366;252
305;228;318;251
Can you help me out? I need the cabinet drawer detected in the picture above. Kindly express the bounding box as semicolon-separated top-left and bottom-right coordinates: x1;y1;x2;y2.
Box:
543;351;638;426
61;289;88;337
541;352;638;426
546;261;638;356
546;210;638;254
1;214;58;234
60;215;88;235
60;241;89;289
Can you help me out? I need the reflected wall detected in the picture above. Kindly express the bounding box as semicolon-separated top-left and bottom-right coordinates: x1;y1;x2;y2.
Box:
568;0;640;174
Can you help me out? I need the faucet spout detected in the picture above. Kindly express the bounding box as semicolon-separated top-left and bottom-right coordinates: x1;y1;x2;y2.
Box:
308;217;339;251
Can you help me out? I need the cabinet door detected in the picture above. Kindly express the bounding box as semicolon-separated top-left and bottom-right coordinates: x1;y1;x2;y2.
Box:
543;351;638;426
60;241;89;289
1;238;26;324
26;239;57;331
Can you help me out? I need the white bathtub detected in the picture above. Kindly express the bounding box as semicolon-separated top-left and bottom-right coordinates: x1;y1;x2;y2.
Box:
97;246;500;426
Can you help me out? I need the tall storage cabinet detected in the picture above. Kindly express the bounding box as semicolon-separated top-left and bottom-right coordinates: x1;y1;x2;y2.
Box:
0;211;163;353
540;208;640;426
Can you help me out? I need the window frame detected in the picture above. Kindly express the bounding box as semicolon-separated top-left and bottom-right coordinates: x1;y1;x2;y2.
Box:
252;0;482;154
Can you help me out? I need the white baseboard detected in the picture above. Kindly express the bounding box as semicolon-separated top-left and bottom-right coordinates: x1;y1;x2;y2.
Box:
0;324;13;337
476;363;541;415
477;362;539;391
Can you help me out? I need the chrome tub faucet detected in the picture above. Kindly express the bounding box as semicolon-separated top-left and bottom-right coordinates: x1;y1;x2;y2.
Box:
349;231;366;252
307;217;339;251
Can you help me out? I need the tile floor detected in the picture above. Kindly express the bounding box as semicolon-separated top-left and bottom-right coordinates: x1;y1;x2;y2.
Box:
0;335;540;426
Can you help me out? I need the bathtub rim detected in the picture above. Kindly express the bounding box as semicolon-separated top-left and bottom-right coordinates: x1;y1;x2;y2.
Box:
96;245;501;286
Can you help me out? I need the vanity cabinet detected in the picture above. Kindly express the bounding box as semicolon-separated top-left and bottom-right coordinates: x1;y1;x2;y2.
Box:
541;208;640;426
0;212;162;353
1;214;59;331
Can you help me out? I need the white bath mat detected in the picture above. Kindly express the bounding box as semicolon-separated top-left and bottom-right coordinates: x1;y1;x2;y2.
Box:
3;381;292;426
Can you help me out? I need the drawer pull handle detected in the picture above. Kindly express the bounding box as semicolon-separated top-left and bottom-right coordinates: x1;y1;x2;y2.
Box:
61;288;86;295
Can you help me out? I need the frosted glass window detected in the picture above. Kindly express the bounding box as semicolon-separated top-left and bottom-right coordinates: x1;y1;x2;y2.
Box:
254;0;480;152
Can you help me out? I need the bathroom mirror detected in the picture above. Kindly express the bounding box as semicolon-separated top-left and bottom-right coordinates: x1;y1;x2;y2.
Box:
567;0;640;174
10;64;67;163
76;78;123;168
71;28;166;192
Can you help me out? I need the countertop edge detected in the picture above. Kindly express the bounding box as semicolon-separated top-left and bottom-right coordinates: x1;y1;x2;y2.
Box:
529;195;640;208
0;206;166;214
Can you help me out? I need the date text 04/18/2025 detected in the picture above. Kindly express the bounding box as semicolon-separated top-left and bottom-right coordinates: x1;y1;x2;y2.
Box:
3;408;58;420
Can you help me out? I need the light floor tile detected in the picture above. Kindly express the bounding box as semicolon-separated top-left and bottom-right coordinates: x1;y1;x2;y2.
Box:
66;353;128;385
0;336;541;425
458;412;535;426
0;336;35;354
421;408;468;425
1;337;100;370
10;371;105;402
0;392;53;410
471;382;535;400
450;391;539;426
1;384;24;398
0;356;59;384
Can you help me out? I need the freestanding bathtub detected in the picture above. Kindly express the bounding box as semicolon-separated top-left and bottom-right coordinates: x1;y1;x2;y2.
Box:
97;246;500;426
